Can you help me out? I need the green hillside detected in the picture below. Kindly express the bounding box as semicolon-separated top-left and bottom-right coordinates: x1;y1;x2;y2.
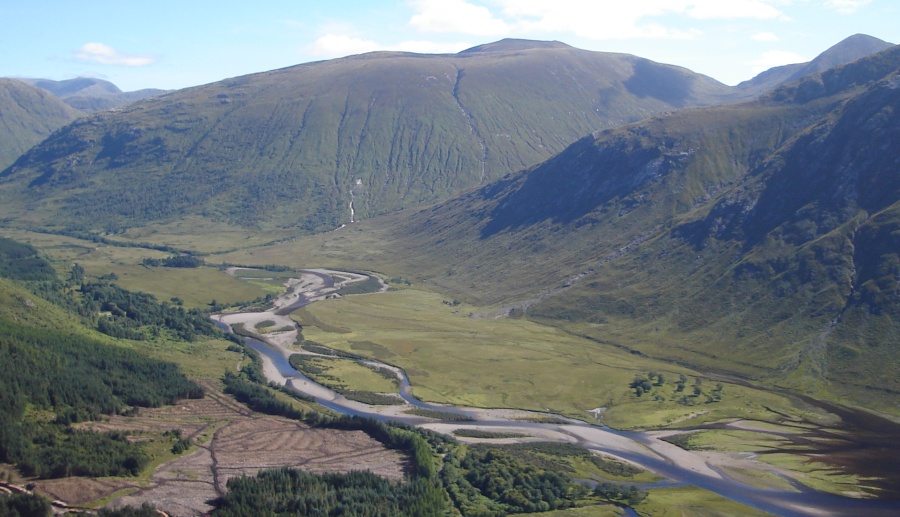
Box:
0;236;206;479
244;46;900;413
0;41;733;234
0;79;81;170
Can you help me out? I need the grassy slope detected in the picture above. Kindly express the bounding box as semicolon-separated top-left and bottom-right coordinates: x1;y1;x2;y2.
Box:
0;44;731;234
0;79;81;170
214;48;900;416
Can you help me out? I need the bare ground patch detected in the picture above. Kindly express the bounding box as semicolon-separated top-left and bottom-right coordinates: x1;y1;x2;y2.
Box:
34;379;409;517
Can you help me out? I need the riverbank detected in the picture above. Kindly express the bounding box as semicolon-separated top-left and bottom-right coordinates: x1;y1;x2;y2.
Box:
216;267;900;517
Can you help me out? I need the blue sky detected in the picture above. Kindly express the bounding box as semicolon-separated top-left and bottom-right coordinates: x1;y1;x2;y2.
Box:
1;1;896;92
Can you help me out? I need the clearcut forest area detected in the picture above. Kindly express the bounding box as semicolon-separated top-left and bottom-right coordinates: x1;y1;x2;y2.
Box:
0;33;898;517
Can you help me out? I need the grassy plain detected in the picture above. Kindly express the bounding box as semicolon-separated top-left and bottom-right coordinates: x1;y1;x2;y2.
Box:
0;229;267;308
291;355;400;394
296;286;810;427
632;486;774;516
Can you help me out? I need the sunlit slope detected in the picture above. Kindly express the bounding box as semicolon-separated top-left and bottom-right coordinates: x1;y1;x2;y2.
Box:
0;40;731;233
303;46;900;411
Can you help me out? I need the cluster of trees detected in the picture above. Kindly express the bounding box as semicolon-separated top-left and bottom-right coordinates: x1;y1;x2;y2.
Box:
216;468;442;517
629;372;666;396
593;482;647;506
1;239;219;343
628;372;724;405
222;371;304;420
0;319;202;479
0;491;53;517
140;254;203;268
441;444;585;516
0;237;56;282
0;236;207;481
80;280;219;341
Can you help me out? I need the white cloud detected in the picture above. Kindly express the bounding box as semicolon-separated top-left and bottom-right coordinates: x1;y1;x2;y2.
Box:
407;1;785;41
751;31;780;42
307;34;382;57
307;34;470;58
74;42;155;67
751;49;807;73
824;0;871;14
391;40;473;54
685;0;783;20
408;0;509;36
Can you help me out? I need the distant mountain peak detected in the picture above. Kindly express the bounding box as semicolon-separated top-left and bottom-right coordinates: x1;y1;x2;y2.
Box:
808;33;894;70
459;39;572;54
735;33;894;97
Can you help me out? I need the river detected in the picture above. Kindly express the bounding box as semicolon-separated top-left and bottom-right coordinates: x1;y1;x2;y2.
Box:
217;270;900;517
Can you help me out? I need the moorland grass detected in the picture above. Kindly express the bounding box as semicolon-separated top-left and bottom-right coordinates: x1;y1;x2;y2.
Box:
0;229;267;308
289;355;400;394
632;486;773;516
297;287;808;426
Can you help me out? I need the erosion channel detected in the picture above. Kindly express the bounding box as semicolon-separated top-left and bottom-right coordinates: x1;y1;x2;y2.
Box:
212;268;900;517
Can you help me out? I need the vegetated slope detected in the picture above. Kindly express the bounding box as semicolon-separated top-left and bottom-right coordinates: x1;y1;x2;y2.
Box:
20;77;167;112
732;34;894;98
362;46;900;412
0;40;734;233
0;79;82;170
0;237;204;479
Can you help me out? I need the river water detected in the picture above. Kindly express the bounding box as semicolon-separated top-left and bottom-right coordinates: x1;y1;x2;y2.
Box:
215;274;900;517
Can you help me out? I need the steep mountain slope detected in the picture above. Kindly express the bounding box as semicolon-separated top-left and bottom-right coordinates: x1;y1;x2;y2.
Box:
0;41;732;233
0;79;82;170
733;34;894;98
20;77;167;112
348;46;900;411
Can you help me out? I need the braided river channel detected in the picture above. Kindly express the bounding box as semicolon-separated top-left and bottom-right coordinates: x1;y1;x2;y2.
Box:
215;269;900;517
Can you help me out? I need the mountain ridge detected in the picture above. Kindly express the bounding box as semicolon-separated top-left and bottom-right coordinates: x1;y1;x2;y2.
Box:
19;77;167;112
0;42;735;233
734;33;894;97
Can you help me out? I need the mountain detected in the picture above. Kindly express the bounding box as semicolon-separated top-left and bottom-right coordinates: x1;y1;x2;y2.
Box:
733;34;894;98
0;79;82;170
20;77;167;112
342;45;900;411
0;41;734;234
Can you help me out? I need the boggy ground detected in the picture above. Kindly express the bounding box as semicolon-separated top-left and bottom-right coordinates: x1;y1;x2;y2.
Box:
33;379;409;516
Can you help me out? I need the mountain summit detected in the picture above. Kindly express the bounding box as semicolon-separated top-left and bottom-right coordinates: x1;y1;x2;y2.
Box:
735;33;894;97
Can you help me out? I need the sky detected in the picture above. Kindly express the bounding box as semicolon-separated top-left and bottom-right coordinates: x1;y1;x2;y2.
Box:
1;0;896;92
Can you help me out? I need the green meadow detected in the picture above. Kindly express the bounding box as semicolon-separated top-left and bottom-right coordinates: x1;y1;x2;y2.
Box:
296;286;810;428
